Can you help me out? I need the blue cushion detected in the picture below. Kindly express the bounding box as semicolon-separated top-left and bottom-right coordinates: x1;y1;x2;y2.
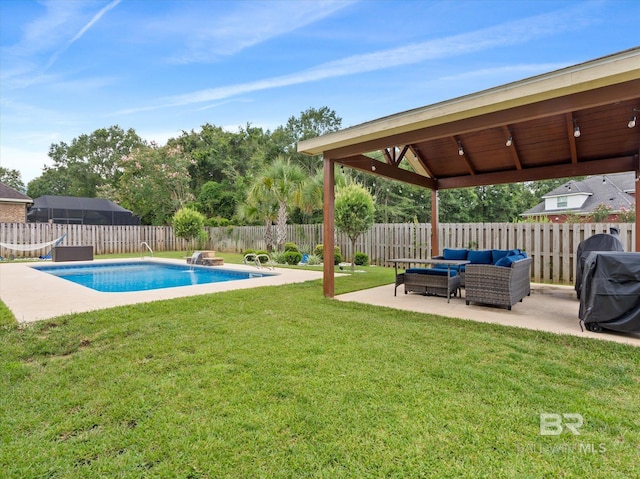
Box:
468;249;493;264
491;249;520;264
432;263;449;270
406;268;458;277
443;248;468;260
495;253;526;268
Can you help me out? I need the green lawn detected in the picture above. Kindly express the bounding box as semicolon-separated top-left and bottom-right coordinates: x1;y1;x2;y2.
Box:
0;255;638;478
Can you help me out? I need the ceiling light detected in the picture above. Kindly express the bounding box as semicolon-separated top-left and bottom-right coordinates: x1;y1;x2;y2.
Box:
573;119;581;138
457;141;464;156
629;112;637;128
506;136;513;147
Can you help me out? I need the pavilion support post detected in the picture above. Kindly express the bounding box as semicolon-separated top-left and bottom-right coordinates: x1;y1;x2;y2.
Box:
635;159;640;253
323;156;335;298
431;189;439;257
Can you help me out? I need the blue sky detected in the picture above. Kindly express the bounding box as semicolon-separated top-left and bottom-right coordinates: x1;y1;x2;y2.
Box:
1;0;639;184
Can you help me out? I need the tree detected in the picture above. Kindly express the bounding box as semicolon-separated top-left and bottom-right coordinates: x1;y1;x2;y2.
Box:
335;183;375;271
41;125;145;197
0;167;25;192
197;180;237;219
236;194;279;252
173;207;205;252
103;143;194;225
245;157;306;250
277;107;342;174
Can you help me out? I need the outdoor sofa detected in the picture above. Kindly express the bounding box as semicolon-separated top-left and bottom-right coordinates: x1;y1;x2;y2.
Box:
464;256;532;310
432;248;526;287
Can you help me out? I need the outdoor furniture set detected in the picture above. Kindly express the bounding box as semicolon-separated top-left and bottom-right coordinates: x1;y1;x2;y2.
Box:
392;248;532;310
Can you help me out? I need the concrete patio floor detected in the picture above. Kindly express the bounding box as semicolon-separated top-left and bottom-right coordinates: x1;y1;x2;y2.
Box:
336;283;640;347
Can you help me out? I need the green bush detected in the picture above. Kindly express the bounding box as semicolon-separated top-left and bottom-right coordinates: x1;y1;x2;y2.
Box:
354;252;369;266
172;207;205;246
284;251;303;265
306;254;321;266
284;242;299;253
270;251;287;264
243;249;256;256
334;247;343;265
313;244;342;264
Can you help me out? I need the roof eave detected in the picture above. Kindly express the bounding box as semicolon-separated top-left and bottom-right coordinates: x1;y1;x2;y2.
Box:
298;47;640;156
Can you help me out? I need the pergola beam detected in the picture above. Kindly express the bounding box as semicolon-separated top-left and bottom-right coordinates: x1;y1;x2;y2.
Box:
338;155;438;190
437;155;638;189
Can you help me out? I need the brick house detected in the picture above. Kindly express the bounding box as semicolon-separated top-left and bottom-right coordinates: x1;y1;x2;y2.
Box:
521;172;636;223
0;182;33;223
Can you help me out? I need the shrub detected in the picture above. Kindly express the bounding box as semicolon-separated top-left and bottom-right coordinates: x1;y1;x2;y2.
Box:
334;246;343;265
172;207;205;249
270;251;287;264
243;249;256;256
284;242;299;252
306;254;321;266
354;252;369;266
284;251;303;265
313;244;342;264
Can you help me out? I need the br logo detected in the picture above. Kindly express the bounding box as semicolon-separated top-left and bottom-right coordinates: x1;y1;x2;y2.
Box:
539;413;584;436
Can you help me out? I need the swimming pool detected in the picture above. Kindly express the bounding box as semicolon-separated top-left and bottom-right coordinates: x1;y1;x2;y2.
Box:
32;261;273;293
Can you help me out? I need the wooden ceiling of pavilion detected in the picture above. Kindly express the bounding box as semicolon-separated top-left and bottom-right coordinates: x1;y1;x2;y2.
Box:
299;48;640;191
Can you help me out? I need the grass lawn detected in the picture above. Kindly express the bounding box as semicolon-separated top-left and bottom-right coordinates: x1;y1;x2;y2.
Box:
0;254;638;478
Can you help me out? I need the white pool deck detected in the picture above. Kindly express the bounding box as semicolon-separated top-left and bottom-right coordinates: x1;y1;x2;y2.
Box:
1;258;638;347
0;258;325;323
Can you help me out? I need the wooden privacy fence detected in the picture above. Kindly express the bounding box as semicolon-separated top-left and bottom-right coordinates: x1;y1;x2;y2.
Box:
0;222;635;285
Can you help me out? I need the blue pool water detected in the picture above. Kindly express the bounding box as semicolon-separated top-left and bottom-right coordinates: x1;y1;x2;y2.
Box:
32;261;271;293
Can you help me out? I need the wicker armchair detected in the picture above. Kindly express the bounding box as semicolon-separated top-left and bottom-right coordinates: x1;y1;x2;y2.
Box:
464;257;532;310
399;270;461;297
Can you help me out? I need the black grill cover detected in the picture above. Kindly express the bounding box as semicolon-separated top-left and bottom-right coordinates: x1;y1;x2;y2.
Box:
578;252;640;332
575;231;624;298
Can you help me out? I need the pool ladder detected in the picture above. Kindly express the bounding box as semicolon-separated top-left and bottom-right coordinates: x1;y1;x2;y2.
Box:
140;242;153;259
243;253;275;270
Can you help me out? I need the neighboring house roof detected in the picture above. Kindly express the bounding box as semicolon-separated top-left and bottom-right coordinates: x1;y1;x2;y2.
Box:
0;181;32;204
30;195;133;213
522;172;635;216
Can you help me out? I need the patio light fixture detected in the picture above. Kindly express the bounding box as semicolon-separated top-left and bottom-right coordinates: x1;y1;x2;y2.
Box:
457;141;464;156
629;109;638;128
573;119;581;138
506;135;513;147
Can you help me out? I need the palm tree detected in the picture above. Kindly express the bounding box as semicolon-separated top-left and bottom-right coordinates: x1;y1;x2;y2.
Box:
245;157;306;250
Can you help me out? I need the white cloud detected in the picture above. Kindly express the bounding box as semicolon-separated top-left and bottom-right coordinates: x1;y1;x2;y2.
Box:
149;0;355;64
44;0;121;70
123;4;596;114
2;0;121;85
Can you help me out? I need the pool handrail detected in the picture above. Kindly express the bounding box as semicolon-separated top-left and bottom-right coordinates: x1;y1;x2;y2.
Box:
140;241;153;258
243;253;275;270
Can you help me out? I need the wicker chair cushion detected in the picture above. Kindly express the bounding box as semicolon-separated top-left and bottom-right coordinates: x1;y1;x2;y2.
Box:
468;250;493;264
443;248;469;260
495;253;527;267
491;249;521;264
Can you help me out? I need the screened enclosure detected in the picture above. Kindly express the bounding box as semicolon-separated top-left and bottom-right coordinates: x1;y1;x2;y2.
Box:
27;195;140;225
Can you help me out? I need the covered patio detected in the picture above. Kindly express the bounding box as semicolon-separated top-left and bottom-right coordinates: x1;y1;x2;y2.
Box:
298;47;640;299
335;282;640;347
